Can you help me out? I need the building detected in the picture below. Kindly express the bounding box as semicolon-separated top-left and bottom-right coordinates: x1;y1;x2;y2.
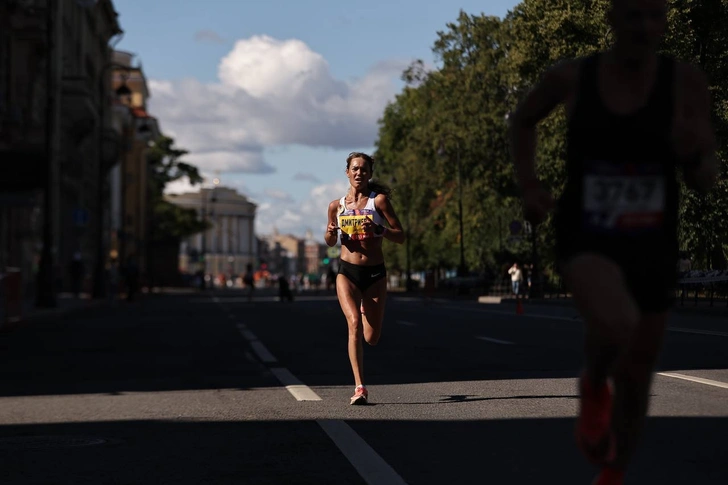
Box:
166;185;257;279
0;0;123;305
259;228;306;277
303;230;332;275
109;50;159;278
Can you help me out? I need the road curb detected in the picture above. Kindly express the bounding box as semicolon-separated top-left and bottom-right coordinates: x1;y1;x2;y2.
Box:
1;300;115;335
495;296;728;317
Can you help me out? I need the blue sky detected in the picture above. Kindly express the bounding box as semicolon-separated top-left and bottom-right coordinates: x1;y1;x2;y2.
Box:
112;0;518;237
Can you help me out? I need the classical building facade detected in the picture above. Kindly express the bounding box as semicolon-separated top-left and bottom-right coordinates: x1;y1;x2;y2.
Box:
166;186;257;277
109;50;159;277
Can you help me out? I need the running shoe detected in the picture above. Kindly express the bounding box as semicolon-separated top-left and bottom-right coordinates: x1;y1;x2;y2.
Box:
350;385;368;405
576;371;616;464
591;467;624;485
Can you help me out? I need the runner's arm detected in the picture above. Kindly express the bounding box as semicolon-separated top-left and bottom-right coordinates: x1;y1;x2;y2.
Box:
324;200;339;247
680;64;718;193
509;61;576;190
375;194;405;244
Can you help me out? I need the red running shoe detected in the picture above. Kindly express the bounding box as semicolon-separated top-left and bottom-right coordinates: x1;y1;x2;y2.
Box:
576;371;616;464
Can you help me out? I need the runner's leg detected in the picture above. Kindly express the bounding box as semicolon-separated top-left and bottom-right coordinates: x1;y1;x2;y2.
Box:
361;276;388;346
609;311;668;468
336;273;364;387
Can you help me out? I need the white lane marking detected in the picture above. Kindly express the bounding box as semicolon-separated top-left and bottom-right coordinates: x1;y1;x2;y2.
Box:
441;305;727;337
270;367;322;401
250;341;277;363
243;351;257;364
236;327;277;363
658;372;728;390
669;327;728;338
236;323;248;330
397;321;416;326
476;336;514;345
318;419;408;485
440;305;580;322
240;329;258;342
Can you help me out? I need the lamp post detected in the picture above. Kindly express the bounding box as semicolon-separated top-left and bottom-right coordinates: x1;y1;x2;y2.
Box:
36;0;61;308
199;177;219;280
91;61;132;299
391;175;413;290
438;139;466;278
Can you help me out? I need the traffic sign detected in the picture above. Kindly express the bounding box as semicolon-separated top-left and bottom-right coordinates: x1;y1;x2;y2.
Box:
73;208;89;227
326;246;341;259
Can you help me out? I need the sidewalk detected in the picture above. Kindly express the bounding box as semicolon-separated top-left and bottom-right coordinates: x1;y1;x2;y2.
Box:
1;293;117;333
496;295;728;318
390;288;728;317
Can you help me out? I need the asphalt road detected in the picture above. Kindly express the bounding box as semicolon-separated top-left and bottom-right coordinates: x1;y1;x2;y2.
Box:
0;289;726;484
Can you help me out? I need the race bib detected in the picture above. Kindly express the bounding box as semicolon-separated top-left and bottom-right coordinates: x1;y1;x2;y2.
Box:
582;161;665;234
339;215;367;236
339;209;379;241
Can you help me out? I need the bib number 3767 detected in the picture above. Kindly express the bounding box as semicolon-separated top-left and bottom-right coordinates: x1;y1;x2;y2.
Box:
583;175;665;233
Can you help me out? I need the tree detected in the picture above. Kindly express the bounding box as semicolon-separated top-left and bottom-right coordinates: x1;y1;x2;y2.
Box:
146;135;209;242
374;0;728;284
663;0;728;269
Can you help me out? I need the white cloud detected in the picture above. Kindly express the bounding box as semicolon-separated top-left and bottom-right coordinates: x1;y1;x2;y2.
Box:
164;176;202;195
264;188;294;203
147;35;409;174
255;178;349;236
293;172;321;183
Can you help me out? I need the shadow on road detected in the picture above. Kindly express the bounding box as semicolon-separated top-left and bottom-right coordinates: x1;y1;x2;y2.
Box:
0;416;725;484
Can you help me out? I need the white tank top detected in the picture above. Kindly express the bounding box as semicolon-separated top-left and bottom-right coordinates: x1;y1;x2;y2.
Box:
337;192;386;241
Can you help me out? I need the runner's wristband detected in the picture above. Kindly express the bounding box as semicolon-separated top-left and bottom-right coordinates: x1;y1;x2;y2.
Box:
374;224;386;236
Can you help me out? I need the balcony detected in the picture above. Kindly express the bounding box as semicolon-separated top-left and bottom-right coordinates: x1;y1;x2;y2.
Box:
100;127;123;174
61;76;97;143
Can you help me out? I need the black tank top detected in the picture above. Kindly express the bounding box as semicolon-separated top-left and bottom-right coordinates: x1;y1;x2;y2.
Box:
559;52;679;250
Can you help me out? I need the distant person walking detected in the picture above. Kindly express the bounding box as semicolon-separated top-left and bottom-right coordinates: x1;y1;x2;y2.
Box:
69;251;84;298
508;263;523;298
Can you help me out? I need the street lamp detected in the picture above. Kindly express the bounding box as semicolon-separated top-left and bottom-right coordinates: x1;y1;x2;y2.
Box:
199;177;219;279
91;61;133;299
438;139;467;278
36;0;60;308
390;175;413;290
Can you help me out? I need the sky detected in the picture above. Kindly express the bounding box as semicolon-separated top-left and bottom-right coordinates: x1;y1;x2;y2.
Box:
111;0;518;238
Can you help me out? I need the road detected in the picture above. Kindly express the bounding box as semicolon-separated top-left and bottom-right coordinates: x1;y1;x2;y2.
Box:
0;289;726;484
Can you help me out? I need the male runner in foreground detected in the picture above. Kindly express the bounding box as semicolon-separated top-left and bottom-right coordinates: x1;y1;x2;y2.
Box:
508;0;718;483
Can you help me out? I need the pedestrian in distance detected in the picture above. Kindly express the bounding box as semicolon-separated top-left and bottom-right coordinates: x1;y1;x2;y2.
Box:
508;0;718;483
324;152;405;405
508;262;523;298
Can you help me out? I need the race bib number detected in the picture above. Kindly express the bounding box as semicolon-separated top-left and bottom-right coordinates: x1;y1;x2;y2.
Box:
582;162;665;234
339;209;377;241
339;215;366;236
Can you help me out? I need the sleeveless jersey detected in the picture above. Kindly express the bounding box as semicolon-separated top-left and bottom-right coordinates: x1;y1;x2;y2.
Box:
337;192;386;241
556;53;679;258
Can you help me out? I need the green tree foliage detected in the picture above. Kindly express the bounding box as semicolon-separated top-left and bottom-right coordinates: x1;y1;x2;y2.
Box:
147;135;209;242
663;0;728;268
375;0;728;280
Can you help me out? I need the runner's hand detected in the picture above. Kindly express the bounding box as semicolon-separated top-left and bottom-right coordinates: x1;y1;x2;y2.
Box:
326;222;339;235
674;116;718;193
521;181;555;226
363;216;376;233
